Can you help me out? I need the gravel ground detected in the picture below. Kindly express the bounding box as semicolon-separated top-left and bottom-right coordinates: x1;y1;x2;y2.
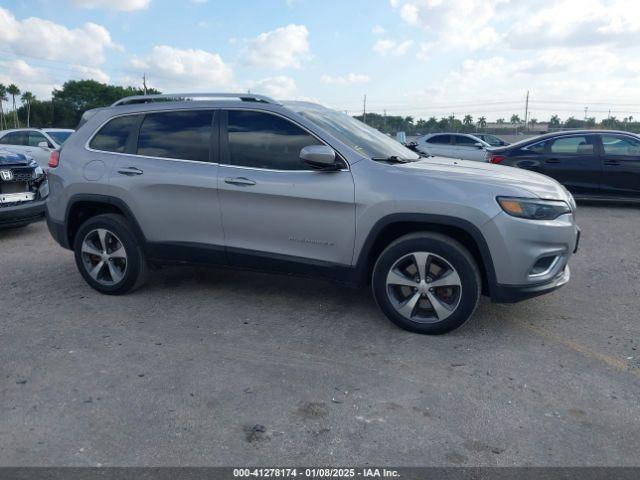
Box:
1;203;639;466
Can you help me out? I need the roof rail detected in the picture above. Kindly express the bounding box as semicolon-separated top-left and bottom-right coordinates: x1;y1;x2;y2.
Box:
111;93;280;107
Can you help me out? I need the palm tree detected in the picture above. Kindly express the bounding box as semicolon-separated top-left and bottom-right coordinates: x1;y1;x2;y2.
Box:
510;114;521;124
0;84;7;130
496;118;505;124
21;91;35;127
447;114;456;129
529;118;538;126
477;116;487;130
7;84;20;128
463;114;473;126
549;115;561;128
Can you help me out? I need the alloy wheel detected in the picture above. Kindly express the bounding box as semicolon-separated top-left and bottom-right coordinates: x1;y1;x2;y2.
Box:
80;228;128;286
385;251;462;323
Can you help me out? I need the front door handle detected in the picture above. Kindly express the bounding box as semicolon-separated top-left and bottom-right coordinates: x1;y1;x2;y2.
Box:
545;158;561;164
224;177;256;186
117;166;144;176
603;160;620;166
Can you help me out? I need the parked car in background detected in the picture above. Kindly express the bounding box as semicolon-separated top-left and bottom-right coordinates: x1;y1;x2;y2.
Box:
0;128;75;168
0;149;48;228
487;130;640;201
414;133;489;162
475;133;509;146
46;93;579;335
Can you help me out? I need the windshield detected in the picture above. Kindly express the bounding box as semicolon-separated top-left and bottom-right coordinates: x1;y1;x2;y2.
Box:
288;103;420;161
46;130;73;145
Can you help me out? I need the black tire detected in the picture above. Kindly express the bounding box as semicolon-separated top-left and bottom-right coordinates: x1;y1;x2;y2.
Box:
73;213;147;295
372;232;481;334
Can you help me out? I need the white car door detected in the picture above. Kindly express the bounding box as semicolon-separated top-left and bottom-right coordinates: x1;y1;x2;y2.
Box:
419;134;453;157
451;134;488;162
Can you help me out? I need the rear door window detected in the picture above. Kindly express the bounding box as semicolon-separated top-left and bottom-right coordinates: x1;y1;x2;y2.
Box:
90;115;139;153
137;110;213;162
549;136;594;155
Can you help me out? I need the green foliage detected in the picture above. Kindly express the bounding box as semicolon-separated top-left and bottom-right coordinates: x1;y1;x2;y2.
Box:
1;80;160;129
51;80;160;127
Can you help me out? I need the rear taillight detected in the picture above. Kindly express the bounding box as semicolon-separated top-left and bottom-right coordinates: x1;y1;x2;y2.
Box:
48;150;60;168
489;153;506;164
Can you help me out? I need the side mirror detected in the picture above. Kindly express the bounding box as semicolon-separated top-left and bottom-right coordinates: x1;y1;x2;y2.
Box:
38;141;50;150
473;142;484;149
300;145;339;170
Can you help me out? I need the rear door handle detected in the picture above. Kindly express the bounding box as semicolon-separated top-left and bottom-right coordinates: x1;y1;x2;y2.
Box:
545;158;561;164
117;166;144;176
603;160;621;166
224;177;256;186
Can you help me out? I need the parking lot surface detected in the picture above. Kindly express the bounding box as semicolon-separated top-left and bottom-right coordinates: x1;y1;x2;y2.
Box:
1;204;639;466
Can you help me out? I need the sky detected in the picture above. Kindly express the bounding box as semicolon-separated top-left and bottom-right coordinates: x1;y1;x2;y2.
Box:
1;0;640;122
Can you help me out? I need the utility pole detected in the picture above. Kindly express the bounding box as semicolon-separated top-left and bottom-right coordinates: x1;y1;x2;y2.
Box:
362;94;367;125
383;109;387;131
142;74;148;95
524;90;529;131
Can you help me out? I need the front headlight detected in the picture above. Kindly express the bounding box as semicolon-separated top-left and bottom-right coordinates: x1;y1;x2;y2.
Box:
497;197;571;220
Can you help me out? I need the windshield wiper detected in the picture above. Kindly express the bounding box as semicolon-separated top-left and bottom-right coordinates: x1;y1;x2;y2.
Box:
371;155;414;163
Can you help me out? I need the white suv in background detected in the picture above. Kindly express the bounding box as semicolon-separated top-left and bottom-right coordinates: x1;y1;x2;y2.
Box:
415;133;489;162
0;128;75;167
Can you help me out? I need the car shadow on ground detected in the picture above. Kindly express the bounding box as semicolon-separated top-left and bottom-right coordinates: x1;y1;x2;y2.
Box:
139;262;508;339
0;224;34;239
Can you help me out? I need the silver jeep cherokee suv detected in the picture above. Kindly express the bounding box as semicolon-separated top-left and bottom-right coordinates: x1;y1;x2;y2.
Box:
46;93;579;334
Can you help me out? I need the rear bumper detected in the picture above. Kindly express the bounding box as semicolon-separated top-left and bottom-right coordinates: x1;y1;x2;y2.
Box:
0;200;46;228
46;214;70;249
492;265;571;303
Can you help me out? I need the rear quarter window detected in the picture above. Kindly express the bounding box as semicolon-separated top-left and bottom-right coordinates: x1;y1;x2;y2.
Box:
90;115;139;153
523;140;546;154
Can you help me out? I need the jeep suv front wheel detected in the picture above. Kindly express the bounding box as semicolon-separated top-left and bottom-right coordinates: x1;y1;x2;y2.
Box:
73;214;147;295
372;232;481;334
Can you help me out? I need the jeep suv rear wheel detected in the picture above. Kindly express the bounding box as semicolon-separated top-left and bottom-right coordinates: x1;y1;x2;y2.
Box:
372;232;481;334
73;214;147;294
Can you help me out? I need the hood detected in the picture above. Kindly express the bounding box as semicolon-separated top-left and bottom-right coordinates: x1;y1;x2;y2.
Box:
0;149;33;166
401;156;572;203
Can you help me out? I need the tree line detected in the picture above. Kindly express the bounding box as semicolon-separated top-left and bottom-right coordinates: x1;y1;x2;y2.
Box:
355;112;640;135
0;80;159;130
1;79;638;135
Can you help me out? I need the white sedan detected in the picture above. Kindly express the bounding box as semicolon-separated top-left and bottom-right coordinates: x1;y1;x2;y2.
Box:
414;133;490;162
0;128;74;168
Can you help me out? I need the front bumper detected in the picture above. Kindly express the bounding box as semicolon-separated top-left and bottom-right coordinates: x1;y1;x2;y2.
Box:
0;199;46;228
492;265;571;303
